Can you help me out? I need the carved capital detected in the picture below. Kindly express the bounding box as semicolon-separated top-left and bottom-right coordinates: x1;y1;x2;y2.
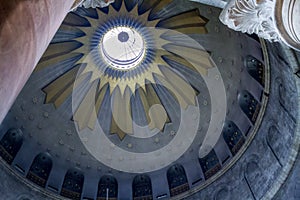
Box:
219;0;280;42
71;0;114;11
220;0;300;50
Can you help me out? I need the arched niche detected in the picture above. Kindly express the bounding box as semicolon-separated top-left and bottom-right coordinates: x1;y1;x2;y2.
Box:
245;55;265;87
60;168;84;200
167;164;189;197
244;157;268;199
26;152;53;187
275;77;296;122
238;90;261;124
97;175;118;200
214;187;230;200
222;120;245;155
276;77;288;106
132;174;153;200
199;149;221;179
266;125;291;165
0;129;23;164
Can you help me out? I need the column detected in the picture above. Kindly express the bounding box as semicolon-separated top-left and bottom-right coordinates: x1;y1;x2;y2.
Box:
0;0;75;123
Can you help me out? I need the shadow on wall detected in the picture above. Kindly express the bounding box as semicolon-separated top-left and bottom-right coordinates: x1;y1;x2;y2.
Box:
0;0;27;33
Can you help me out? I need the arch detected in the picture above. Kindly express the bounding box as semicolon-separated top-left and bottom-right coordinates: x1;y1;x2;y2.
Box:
26;152;53;187
97;175;118;200
199;149;221;179
167;164;189;197
238;90;260;124
266;125;291;165
132;174;153;200
276;77;288;106
244;160;263;199
222;120;245;155
275;77;297;122
245;55;264;86
0;129;23;164
61;168;84;200
214;187;229;200
245;161;261;180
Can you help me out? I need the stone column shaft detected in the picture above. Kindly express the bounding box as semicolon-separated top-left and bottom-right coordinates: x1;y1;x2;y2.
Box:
0;0;75;123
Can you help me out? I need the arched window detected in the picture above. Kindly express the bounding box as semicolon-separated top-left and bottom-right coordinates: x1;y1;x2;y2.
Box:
132;174;153;200
199;149;221;179
0;129;23;164
26;152;52;187
222;121;245;155
97;175;118;200
245;55;264;86
61;168;84;200
167;164;189;197
238;90;260;123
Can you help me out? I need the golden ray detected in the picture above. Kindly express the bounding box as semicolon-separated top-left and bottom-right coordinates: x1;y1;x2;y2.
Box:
110;86;133;140
35;52;83;72
138;8;160;27
88;83;109;129
73;80;99;130
129;4;139;17
150;0;173;17
40;41;82;61
162;67;197;106
64;12;91;27
164;53;209;76
153;67;197;109
118;1;128;14
38;0;210;139
153;34;171;48
77;54;106;82
138;83;170;130
157;9;207;28
164;44;213;72
108;3;121;18
171;26;208;35
73;33;92;44
138;0;160;14
43;66;89;108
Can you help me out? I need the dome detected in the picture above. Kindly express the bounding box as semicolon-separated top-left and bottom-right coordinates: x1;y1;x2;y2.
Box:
0;0;299;199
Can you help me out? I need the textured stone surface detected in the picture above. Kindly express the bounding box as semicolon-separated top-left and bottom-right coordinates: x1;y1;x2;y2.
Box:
183;43;299;199
0;161;56;200
271;47;300;200
0;0;75;124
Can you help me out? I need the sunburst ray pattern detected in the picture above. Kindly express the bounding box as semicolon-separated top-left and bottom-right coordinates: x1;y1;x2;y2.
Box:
35;0;213;140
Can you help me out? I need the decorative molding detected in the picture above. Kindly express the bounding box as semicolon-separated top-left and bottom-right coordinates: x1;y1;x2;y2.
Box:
71;0;114;10
219;0;280;42
219;0;300;51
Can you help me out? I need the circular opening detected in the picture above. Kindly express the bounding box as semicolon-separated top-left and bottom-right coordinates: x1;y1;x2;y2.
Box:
118;31;129;42
99;26;146;70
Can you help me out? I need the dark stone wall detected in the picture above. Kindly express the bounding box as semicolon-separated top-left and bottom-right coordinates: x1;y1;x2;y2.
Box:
183;42;299;200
